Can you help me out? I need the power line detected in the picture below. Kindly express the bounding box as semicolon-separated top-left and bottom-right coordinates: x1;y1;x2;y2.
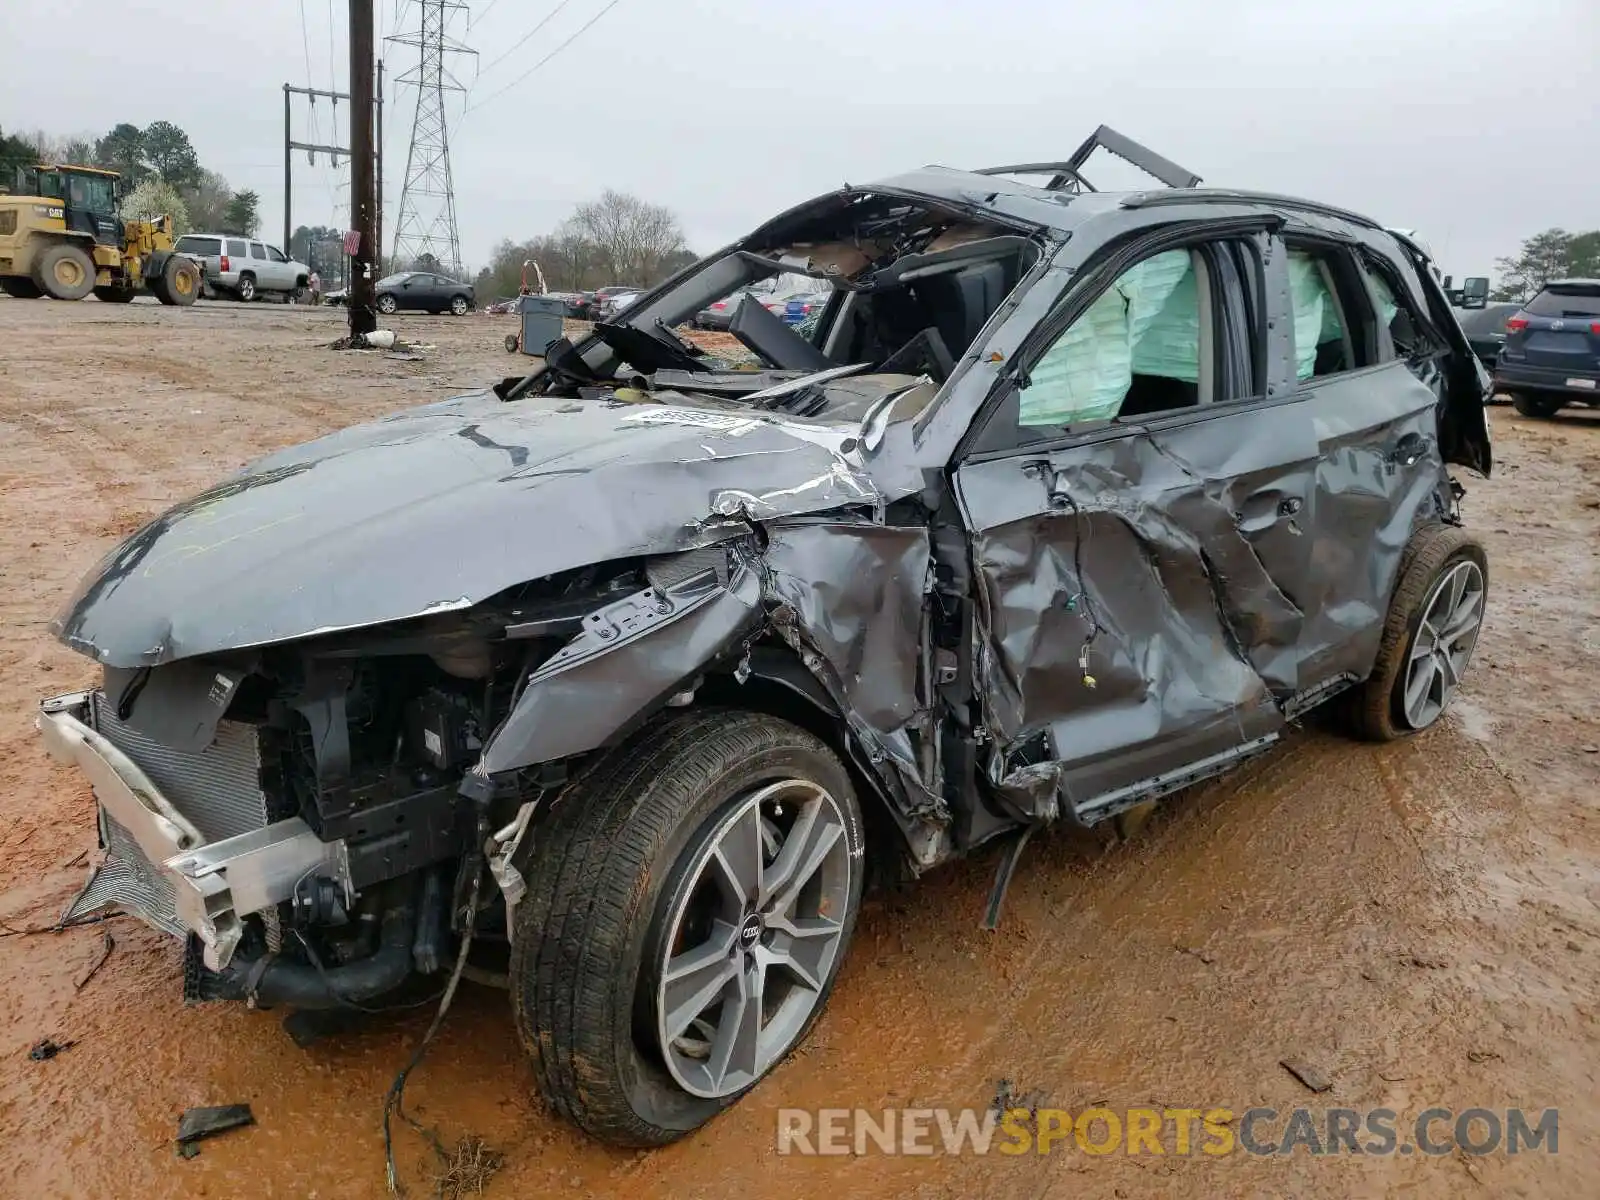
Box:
327;0;341;148
467;0;624;114
292;0;342;229
478;0;572;75
297;0;322;141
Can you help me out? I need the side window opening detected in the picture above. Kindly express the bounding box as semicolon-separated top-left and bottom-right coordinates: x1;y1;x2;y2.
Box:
1286;245;1378;380
267;246;288;263
1362;259;1434;360
249;243;266;260
1019;248;1205;428
226;238;248;257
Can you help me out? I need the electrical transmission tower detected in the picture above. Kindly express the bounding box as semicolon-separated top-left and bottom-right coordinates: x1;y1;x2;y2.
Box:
387;0;475;277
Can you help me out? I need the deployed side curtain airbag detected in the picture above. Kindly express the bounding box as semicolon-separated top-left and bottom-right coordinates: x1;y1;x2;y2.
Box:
1287;251;1349;380
1021;249;1195;425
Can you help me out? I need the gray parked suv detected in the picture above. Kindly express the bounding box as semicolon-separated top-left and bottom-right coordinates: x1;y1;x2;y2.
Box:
172;234;311;302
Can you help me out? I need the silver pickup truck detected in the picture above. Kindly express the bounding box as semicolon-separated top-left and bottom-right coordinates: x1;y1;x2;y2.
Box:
172;233;311;302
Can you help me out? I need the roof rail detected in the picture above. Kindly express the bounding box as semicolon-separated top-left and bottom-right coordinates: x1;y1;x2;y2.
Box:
974;126;1201;193
1121;187;1380;230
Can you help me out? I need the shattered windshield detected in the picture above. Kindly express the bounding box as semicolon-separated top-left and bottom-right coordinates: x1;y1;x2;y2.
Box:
525;191;1042;426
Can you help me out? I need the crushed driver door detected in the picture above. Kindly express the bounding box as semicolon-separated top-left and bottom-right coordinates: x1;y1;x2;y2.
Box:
952;227;1312;825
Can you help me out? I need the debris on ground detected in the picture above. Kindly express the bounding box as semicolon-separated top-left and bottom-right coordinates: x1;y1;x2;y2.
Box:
27;1037;76;1061
433;1137;503;1199
991;1078;1048;1119
72;930;114;991
1279;1058;1333;1093
328;329;431;357
175;1104;256;1158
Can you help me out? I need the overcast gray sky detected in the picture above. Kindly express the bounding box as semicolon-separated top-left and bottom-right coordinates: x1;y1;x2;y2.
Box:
5;0;1597;280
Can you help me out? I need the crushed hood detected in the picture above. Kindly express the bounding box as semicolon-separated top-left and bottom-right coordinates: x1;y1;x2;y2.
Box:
53;393;880;667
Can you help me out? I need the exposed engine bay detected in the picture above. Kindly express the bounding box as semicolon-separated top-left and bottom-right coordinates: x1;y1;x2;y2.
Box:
60;553;749;1010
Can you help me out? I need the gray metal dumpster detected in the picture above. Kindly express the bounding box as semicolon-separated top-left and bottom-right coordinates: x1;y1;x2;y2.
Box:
519;295;566;357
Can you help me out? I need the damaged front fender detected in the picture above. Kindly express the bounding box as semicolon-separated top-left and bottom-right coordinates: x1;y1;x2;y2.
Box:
473;549;763;775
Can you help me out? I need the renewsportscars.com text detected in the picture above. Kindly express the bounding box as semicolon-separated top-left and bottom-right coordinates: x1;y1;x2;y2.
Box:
776;1106;1559;1157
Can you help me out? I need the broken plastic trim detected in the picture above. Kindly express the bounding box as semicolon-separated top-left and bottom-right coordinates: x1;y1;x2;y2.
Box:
472;549;763;776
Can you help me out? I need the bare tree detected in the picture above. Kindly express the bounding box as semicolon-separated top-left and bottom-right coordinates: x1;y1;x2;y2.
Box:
570;190;687;285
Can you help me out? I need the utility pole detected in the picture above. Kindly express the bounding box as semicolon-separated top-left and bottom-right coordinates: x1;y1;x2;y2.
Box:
283;87;291;253
349;0;377;336
282;84;351;256
375;58;385;276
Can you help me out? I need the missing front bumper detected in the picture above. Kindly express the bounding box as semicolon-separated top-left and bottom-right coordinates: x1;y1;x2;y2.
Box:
39;692;351;971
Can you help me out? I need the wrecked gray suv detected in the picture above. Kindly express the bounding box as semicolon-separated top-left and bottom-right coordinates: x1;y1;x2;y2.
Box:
39;129;1490;1147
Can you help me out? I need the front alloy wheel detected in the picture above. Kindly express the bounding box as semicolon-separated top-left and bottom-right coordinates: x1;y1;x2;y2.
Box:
655;779;853;1099
511;709;864;1147
450;294;469;315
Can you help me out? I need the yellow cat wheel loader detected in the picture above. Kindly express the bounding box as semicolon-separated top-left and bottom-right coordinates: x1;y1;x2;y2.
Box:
0;164;199;305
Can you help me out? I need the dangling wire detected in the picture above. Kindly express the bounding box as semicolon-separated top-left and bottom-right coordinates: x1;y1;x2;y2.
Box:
382;850;485;1194
1055;485;1102;689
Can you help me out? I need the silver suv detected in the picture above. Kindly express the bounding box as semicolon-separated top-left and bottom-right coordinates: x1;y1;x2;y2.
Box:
172;234;311;302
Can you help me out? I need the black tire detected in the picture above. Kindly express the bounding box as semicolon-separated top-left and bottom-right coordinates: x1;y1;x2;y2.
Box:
449;294;470;316
1512;392;1564;419
1;277;42;298
376;293;397;315
93;286;138;303
156;257;200;307
510;708;865;1147
235;273;257;302
1346;523;1488;742
34;243;96;301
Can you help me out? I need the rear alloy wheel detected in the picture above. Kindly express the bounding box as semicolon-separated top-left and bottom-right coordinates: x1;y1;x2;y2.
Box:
235;274;257;302
1348;524;1487;741
450;294;469;316
511;709;864;1147
35;243;96;301
376;293;397;315
1512;392;1564;419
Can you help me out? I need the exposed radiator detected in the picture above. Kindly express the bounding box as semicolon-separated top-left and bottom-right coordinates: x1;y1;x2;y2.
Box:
64;691;276;940
89;690;271;841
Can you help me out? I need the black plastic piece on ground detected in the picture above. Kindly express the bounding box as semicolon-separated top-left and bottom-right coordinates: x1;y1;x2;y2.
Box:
176;1104;255;1146
28;1037;76;1061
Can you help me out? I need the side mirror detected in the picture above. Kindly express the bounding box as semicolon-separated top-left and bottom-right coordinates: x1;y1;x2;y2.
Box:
1461;276;1490;309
